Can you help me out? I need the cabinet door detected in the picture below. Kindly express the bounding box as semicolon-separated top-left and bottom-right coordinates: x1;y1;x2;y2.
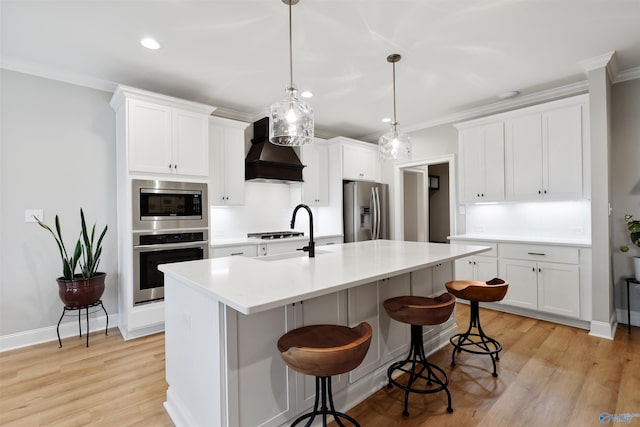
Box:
498;259;538;309
410;267;435;297
454;257;475;281
301;143;329;206
210;120;246;205
294;292;348;413
347;282;380;383
173;109;209;176
537;262;580;318
459;127;484;203
474;257;498;282
505;114;543;200
543;105;583;199
342;144;379;182
228;305;296;427
211;245;257;258
432;261;453;293
379;275;411;363
128;99;173;174
482;122;505;202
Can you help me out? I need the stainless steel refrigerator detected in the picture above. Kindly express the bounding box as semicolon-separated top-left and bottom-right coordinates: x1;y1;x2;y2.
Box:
343;180;389;242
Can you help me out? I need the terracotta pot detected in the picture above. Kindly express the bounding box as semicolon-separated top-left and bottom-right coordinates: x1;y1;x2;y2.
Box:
56;272;106;308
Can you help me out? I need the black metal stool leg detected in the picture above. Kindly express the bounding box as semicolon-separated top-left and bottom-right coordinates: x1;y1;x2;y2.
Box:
291;376;359;427
450;301;502;377
387;325;453;416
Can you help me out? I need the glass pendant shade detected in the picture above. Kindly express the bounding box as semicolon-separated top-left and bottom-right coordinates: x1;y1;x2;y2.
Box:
379;53;411;161
379;123;412;161
269;0;314;147
269;86;314;146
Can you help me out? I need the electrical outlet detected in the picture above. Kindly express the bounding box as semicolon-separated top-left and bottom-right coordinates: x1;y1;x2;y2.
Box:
25;209;43;223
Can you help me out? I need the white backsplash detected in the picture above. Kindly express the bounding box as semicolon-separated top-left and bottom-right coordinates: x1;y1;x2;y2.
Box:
210;181;342;240
464;200;591;240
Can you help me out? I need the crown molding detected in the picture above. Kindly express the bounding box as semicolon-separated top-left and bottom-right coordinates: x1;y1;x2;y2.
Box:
212;106;254;123
359;80;589;142
1;55;116;93
613;65;640;83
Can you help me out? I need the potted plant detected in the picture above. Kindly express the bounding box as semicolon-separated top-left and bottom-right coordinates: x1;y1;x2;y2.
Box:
619;214;640;281
36;209;108;307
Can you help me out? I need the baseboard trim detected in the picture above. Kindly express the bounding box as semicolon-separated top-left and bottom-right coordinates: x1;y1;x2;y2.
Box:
0;313;118;352
589;312;617;340
615;308;640;329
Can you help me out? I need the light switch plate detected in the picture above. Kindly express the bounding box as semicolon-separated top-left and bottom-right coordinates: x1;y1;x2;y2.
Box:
25;209;43;223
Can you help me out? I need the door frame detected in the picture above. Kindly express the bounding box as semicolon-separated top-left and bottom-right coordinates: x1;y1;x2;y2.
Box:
393;155;457;241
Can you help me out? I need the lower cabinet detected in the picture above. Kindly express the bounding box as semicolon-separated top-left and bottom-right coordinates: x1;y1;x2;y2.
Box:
226;264;452;426
498;243;581;319
210;244;258;258
453;241;498;282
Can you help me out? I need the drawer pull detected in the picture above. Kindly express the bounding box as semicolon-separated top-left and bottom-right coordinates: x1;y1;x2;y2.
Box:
230;252;244;256
527;252;546;256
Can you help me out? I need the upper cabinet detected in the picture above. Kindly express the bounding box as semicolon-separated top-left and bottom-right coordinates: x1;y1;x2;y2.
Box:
329;137;381;182
110;85;215;177
505;103;585;201
457;122;505;203
300;140;330;206
209;116;249;206
455;94;588;204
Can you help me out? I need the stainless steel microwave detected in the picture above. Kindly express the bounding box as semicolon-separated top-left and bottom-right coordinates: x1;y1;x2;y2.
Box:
132;179;208;231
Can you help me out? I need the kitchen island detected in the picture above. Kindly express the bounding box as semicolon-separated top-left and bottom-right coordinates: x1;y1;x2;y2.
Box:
159;240;490;427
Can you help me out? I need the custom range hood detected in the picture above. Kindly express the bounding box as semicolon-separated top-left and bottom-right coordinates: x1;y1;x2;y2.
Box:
245;117;305;182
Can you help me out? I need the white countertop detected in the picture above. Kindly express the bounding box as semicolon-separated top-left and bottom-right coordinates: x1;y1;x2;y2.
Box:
160;240;491;315
448;234;591;247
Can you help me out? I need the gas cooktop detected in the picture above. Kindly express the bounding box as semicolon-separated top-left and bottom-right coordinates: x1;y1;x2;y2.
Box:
247;231;304;240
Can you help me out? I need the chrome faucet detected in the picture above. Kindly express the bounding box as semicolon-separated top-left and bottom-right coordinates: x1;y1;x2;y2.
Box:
290;204;315;258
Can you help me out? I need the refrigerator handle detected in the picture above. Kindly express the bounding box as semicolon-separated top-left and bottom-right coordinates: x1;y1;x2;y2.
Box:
371;187;377;240
372;187;380;240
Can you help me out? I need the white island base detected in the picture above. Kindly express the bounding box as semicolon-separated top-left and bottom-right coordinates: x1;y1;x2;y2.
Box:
159;240;490;427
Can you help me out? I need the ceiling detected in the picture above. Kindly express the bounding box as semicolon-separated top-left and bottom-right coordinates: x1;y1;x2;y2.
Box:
2;0;640;140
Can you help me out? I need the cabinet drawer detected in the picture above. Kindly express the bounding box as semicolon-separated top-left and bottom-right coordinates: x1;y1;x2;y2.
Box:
211;245;257;258
498;243;579;264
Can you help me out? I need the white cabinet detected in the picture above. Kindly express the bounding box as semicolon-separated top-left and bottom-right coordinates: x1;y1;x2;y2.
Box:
347;281;380;383
209;117;249;206
505;102;585;201
498;243;581;318
127;98;211;177
379;275;411;363
329;137;380;182
457;122;505;203
258;240;307;257
300;141;330;206
452;241;498;282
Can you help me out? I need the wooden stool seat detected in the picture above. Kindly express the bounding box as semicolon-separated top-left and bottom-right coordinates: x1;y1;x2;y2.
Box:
383;293;456;326
277;322;372;426
277;322;372;377
383;292;456;416
445;278;508;302
446;278;509;377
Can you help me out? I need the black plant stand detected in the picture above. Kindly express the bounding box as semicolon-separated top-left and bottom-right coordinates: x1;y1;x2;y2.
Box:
626;277;639;334
56;300;108;348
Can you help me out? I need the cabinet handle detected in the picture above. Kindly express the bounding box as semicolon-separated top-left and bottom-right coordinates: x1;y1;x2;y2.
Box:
174;164;177;169
532;267;535;272
481;193;484;197
169;164;172;169
527;252;546;256
477;193;480;197
543;190;547;194
230;252;244;256
538;190;542;194
539;268;542;272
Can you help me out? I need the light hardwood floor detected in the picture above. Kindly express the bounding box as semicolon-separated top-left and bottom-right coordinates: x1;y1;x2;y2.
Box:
1;305;638;426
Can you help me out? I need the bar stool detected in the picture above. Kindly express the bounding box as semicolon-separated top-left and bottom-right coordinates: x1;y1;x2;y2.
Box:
383;293;456;416
446;278;509;377
277;322;372;427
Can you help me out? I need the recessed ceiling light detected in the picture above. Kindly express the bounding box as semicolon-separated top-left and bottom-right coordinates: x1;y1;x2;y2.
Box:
301;91;313;98
140;38;160;50
381;117;391;123
498;90;520;100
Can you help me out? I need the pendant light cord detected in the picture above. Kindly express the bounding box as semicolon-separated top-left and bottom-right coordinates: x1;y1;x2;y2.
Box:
288;1;293;90
392;60;397;125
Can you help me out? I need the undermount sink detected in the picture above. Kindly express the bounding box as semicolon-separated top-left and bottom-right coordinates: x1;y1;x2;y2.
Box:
256;249;330;262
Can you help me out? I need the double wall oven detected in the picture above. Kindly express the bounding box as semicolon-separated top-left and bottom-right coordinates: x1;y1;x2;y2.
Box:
132;179;209;305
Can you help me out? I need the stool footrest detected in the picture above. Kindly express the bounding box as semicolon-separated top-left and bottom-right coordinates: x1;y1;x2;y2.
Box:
387;324;453;416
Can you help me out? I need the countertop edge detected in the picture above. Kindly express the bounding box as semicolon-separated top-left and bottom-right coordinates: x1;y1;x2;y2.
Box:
448;234;591;248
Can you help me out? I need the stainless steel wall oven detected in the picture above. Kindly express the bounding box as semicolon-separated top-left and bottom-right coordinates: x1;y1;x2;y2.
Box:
132;180;209;305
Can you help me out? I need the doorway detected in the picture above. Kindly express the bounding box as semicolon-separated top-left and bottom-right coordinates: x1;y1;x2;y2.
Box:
393;155;456;243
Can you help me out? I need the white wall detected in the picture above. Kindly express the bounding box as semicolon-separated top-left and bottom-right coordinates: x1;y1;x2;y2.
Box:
0;70;117;338
611;78;640;318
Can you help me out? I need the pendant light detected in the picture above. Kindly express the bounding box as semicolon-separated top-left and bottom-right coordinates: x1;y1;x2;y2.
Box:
269;0;314;146
379;54;411;161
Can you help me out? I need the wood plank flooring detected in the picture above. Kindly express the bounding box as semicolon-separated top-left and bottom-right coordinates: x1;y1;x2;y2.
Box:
1;305;638;426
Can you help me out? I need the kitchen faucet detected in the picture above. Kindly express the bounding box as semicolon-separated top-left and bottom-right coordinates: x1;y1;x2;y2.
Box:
290;204;315;258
